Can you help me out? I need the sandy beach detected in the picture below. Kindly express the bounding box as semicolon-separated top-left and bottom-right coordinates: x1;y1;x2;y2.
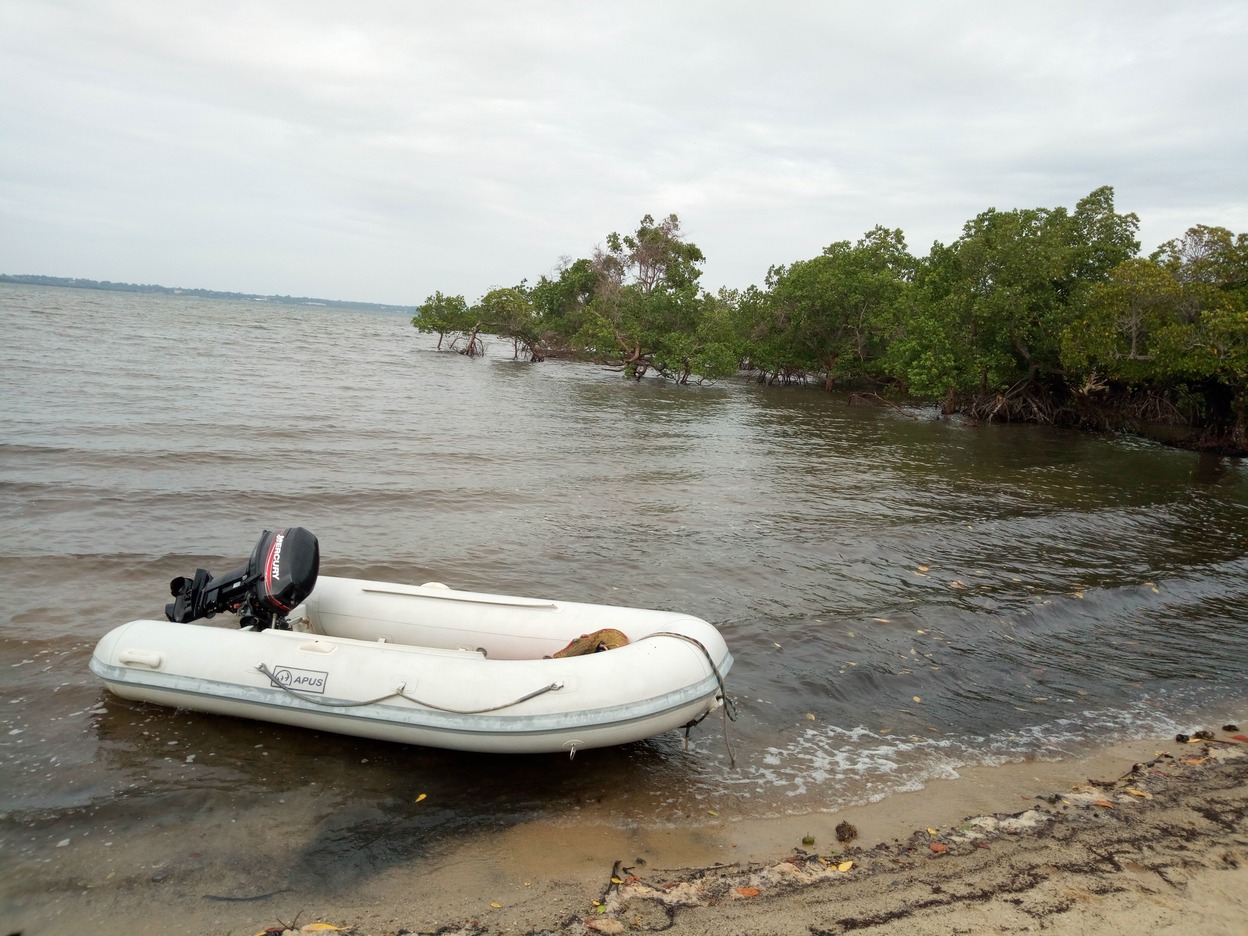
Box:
8;729;1248;936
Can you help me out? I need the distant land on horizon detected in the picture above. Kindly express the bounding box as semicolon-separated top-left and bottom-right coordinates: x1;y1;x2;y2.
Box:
0;273;415;314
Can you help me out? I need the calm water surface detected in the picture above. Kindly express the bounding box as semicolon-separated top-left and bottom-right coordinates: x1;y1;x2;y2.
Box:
2;283;1247;894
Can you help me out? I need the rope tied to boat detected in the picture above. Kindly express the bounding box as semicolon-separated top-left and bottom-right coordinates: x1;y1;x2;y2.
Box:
255;663;563;714
645;631;738;767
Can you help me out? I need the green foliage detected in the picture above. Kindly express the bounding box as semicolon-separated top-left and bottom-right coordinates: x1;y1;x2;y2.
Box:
745;226;913;388
1061;258;1181;382
1149;228;1248;388
412;291;469;349
1153;224;1248;292
603;213;706;296
884;187;1140;402
529;257;598;345
582;213;718;380
408;193;1247;448
1192;298;1248;386
650;289;743;384
1066;185;1142;287
733;283;801;382
1060;226;1248;440
473;287;543;359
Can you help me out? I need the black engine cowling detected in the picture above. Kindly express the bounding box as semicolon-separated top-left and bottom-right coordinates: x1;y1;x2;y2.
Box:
165;527;320;629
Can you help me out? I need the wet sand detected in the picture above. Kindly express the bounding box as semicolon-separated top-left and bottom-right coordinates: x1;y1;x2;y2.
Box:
6;733;1248;936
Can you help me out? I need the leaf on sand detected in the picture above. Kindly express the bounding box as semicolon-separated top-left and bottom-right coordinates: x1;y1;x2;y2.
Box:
1093;800;1115;809
926;827;938;835
917;565;930;572
734;886;760;897
490;902;502;908
913;696;922;703
929;842;948;854
805;713;816;720
414;793;427;803
585;919;625;934
1125;788;1152;799
301;926;349;934
950;580;969;590
837;860;854;873
1233;735;1248;743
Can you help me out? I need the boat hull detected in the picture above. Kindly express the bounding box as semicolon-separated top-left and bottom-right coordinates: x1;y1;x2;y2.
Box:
90;576;733;754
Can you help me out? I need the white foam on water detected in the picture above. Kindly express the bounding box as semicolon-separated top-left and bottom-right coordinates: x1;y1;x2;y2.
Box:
667;699;1206;819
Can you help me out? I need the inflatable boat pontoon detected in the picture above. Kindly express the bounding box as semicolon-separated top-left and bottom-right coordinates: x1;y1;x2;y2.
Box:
90;528;734;755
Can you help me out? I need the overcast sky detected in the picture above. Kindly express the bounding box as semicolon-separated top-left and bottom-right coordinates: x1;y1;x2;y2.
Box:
2;1;1245;306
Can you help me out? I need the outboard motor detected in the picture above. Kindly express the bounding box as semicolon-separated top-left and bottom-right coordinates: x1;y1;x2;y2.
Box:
165;527;320;630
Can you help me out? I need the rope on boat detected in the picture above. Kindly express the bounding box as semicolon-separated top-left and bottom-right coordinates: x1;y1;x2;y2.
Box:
255;632;736;759
645;631;738;767
255;663;563;714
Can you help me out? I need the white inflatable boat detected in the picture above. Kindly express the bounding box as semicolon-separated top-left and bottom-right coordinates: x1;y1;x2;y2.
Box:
89;529;734;755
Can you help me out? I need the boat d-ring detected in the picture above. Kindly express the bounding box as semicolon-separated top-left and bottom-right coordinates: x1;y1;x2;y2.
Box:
562;739;583;760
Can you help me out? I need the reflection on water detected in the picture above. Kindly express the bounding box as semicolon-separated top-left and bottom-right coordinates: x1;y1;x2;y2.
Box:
2;282;1247;893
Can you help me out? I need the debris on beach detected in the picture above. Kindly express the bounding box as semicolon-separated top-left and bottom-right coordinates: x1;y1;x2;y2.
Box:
561;728;1247;929
328;726;1245;936
254;921;352;936
583;918;626;933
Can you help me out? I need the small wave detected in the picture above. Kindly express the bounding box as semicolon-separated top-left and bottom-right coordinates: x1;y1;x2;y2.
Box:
675;698;1202;816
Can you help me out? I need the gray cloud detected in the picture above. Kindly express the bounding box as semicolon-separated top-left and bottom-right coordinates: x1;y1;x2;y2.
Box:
2;0;1244;304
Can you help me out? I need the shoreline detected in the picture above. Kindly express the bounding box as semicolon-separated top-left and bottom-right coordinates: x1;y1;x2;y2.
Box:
6;731;1248;935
